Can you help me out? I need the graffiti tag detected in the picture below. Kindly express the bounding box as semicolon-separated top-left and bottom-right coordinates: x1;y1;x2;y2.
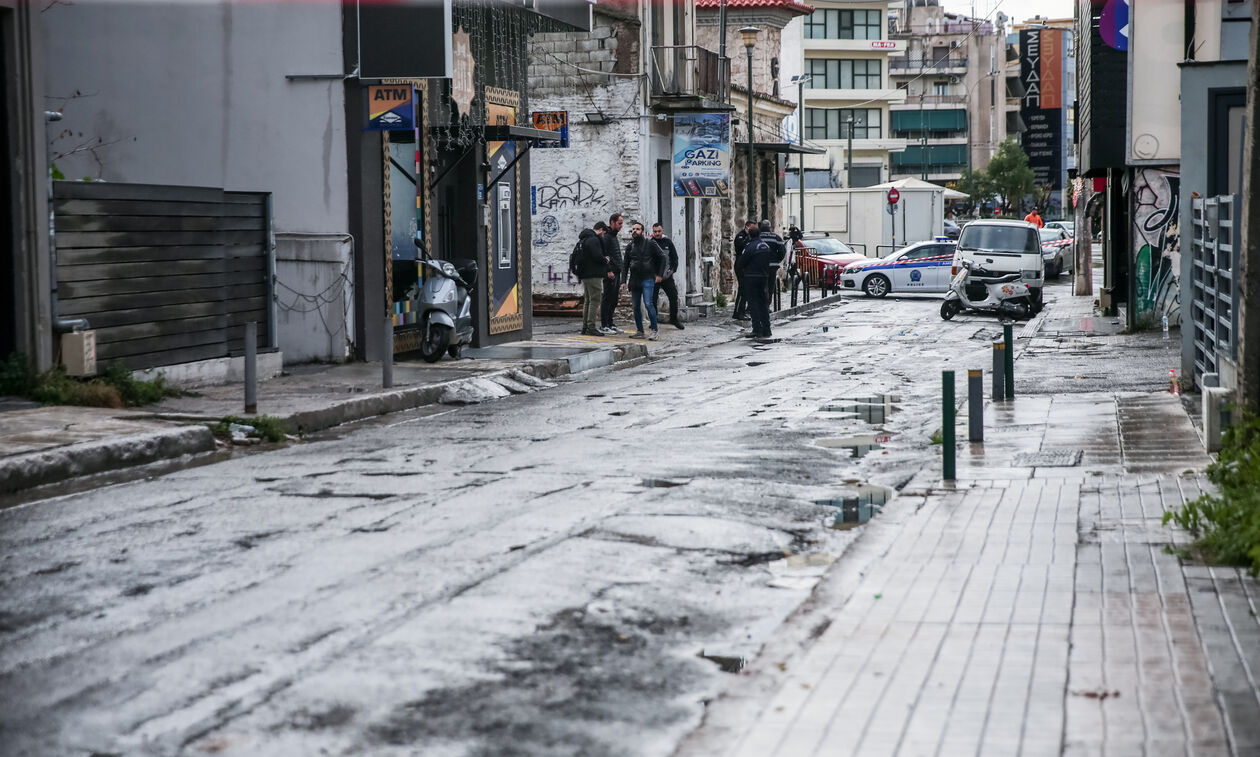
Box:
536;173;605;210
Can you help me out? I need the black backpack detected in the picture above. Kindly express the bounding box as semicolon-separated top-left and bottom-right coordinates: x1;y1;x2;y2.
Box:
568;240;583;277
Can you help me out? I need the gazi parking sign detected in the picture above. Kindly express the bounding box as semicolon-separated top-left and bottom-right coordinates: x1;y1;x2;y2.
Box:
672;113;731;199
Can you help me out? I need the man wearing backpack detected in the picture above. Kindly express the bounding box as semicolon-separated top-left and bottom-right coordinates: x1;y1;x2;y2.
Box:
572;224;608;335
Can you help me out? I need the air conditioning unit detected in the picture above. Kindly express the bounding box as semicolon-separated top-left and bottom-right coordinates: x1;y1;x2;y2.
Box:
948;75;960;84
950;41;960;48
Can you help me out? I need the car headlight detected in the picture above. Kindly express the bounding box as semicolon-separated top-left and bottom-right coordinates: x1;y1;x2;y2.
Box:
1021;270;1039;279
845;267;862;274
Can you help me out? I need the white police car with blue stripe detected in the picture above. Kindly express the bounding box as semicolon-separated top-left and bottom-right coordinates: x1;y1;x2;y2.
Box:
840;240;957;298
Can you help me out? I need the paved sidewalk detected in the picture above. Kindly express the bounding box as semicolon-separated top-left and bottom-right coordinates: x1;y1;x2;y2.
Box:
678;310;1260;756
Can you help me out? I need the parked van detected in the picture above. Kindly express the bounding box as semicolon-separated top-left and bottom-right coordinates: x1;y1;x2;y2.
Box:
952;219;1045;310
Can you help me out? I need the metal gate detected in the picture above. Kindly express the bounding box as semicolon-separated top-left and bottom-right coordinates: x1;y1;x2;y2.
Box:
1188;195;1240;387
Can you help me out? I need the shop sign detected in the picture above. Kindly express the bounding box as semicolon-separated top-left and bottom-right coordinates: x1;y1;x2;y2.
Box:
870;40;896;49
530;111;569;148
365;85;414;131
452;27;475;117
671;113;730;199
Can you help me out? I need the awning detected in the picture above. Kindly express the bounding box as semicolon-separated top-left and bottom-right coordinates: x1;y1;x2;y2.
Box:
483;124;563;142
890;109;967;132
753;142;825;155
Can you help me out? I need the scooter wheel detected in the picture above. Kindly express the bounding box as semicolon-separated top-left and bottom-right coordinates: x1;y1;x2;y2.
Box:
420;325;451;363
447;344;463;359
940;299;962;321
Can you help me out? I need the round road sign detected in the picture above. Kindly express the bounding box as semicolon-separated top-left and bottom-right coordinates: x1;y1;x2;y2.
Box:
887;188;900;205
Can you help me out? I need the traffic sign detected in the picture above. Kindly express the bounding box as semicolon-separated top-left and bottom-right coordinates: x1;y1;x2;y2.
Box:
887;188;900;205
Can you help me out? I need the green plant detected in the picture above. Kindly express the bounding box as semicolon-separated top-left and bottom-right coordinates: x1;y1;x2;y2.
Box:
0;352;34;396
1164;411;1260;573
210;415;289;443
929;429;943;445
101;360;180;406
715;292;728;308
29;365;123;408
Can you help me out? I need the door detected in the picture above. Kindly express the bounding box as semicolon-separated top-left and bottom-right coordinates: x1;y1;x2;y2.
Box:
486;94;523;336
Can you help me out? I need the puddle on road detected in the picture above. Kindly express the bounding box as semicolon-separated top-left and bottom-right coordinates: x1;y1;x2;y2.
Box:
815;434;891;459
815;485;893;530
698;651;746;673
641;478;688;488
820;395;900;424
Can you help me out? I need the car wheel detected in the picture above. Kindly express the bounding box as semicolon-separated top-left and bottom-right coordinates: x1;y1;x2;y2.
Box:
1048;260;1059;279
863;274;890;298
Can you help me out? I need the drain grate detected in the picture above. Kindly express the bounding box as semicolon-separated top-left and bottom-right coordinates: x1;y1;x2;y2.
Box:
1013;449;1083;467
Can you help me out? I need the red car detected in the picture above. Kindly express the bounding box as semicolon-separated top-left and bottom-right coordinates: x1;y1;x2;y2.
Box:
796;236;865;288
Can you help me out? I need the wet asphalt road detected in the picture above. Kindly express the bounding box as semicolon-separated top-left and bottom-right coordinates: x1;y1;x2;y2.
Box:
0;276;1167;757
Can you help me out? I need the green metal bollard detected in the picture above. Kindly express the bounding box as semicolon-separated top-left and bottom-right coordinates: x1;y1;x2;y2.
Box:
943;370;955;481
1003;323;1014;399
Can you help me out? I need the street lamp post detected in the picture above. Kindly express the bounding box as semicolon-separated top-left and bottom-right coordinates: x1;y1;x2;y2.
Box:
739;26;759;222
845;116;854;187
790;73;811;230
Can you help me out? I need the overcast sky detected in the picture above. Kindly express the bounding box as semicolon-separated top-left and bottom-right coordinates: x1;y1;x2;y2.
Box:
949;0;1076;25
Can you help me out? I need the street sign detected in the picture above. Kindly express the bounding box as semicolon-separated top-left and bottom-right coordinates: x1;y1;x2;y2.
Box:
887;188;900;205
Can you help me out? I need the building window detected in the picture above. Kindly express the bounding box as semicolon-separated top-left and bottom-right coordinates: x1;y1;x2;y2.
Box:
806;59;881;89
804;108;882;140
785;168;839;189
804;9;881;40
932;81;949;96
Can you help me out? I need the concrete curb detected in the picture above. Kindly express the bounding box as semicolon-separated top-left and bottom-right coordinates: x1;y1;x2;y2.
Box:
0;425;216;495
771;291;846;320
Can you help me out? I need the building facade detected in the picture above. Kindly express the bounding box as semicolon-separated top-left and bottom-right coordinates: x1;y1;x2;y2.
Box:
1011;16;1075;216
887;0;1011;184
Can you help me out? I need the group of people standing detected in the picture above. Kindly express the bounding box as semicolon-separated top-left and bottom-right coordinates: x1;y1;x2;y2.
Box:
572;212;685;340
571;213;784;342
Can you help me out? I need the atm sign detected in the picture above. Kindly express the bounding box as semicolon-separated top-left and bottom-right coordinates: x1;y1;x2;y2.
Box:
530;110;569;148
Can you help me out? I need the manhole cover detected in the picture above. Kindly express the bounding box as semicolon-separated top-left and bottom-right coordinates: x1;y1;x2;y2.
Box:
1013;449;1083;467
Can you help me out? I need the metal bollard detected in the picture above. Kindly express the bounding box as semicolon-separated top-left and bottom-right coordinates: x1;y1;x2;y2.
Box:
383;317;394;389
968;369;983;442
1003;323;1015;399
244;321;257;414
942;370;956;481
992;340;1006;400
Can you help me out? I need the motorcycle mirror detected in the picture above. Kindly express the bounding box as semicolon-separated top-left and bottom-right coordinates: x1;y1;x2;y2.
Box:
413;233;425;253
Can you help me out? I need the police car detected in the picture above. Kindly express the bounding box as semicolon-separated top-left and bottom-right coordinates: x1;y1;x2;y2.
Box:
840;240;956;298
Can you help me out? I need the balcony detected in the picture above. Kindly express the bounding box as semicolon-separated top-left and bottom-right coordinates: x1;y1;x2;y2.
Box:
889;94;968;108
888;56;968;74
649;46;731;112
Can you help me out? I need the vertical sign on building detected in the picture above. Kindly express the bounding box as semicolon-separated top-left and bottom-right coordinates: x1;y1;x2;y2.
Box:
672;114;731;198
1020;28;1064;209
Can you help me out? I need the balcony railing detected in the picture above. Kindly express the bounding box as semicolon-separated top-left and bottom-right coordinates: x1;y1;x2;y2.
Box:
890;94;968;106
649;45;730;107
889;56;968;72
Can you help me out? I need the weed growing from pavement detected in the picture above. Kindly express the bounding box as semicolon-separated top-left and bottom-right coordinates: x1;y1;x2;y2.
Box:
715;292;728;308
929;429;943;445
210;415;289;443
2;353;182;408
1164;411;1260;574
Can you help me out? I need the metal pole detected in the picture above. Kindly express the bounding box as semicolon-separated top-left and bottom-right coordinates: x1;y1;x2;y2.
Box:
244;322;257;414
968;369;983;442
992;339;1006;400
718;0;728;102
799;76;807;231
846;117;854;187
942;370;956;481
1003;322;1014;398
383;317;394;389
746;45;755;221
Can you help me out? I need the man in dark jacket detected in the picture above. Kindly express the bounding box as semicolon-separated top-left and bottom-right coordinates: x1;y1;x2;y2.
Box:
575;225;608;335
732;219;756;320
758;219;786;306
623;220;667;339
650;222;684;329
735;225;774;339
599;212;625;334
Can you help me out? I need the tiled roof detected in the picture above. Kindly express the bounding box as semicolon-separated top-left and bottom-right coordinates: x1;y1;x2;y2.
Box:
695;0;816;15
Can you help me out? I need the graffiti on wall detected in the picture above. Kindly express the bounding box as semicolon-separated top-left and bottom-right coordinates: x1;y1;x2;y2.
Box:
536;172;605;211
1132;168;1180;323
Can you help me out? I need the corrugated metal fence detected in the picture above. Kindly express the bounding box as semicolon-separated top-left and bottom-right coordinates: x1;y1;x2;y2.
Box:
52;182;275;370
1188;194;1240;387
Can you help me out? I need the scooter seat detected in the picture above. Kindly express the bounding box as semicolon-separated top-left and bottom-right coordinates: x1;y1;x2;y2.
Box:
451;258;478;287
971;272;1021;284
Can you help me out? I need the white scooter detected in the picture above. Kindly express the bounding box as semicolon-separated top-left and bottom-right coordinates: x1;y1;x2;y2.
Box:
408;234;477;362
940;259;1035;321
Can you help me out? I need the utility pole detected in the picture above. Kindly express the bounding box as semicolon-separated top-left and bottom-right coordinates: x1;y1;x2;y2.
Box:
846;116;854;187
919;90;928;181
1236;0;1260;412
791;74;812;229
740;27;759;222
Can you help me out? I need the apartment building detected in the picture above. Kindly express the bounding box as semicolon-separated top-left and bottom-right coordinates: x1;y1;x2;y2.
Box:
783;0;908;193
887;0;1012;183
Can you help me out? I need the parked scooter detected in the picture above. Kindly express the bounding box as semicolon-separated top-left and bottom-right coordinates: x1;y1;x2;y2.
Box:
409;234;477;362
939;259;1035;321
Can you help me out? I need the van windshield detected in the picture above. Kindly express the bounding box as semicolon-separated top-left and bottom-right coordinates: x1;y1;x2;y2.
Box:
959;225;1039;253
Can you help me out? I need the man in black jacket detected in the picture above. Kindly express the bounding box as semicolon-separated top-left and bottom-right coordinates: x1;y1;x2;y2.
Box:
758;219;786;306
575;225;608;335
735;224;774;339
650;222;684;329
599;213;625;334
732;219;756;320
623;220;667;339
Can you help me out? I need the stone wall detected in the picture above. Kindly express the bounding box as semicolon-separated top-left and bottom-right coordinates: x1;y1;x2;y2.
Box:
528;11;644;296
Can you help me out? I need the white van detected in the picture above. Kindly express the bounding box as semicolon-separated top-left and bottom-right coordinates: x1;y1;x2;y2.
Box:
953;219;1045;309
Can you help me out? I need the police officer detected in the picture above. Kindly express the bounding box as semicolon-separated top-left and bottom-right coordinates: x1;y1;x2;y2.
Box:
732;219;757;321
735;223;774;339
